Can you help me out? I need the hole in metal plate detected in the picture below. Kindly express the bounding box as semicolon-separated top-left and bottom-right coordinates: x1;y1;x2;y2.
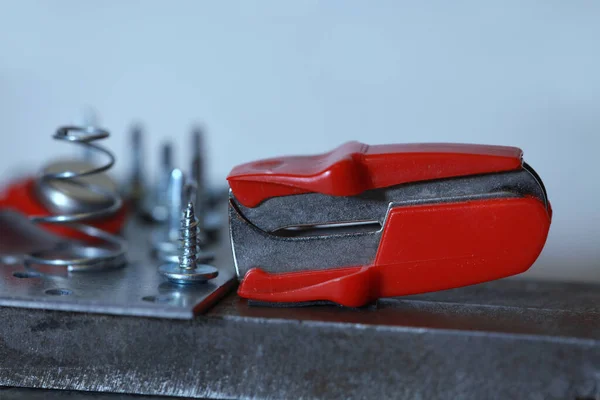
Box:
45;288;73;296
13;271;42;279
142;295;173;304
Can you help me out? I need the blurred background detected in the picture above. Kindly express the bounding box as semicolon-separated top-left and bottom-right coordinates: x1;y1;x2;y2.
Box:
0;1;597;281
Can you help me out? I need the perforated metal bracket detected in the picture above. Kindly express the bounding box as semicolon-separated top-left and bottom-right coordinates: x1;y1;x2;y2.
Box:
0;212;236;319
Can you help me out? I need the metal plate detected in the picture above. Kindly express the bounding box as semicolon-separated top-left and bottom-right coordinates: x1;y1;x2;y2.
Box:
0;211;236;319
0;279;599;399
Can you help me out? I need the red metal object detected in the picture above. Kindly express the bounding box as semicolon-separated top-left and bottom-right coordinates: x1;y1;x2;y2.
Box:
232;142;552;307
228;141;523;208
0;178;127;241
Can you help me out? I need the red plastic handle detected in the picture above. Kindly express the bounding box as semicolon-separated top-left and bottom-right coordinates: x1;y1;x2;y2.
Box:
228;141;523;207
237;197;551;307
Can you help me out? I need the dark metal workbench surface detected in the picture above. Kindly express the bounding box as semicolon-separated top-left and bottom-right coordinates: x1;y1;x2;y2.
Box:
0;278;599;399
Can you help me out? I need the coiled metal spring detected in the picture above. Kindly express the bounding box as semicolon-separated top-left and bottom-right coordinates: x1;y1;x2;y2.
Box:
25;126;127;272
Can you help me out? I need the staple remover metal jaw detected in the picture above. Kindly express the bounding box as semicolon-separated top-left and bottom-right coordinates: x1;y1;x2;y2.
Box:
227;141;552;307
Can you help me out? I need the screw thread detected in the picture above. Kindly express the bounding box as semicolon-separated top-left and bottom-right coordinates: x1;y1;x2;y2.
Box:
179;202;198;270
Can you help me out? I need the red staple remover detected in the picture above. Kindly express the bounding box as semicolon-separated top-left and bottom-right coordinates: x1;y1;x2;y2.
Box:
227;142;552;307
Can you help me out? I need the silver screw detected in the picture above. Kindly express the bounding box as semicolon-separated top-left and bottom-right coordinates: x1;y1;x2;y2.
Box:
167;168;184;241
150;168;185;257
127;124;145;206
156;142;174;219
142;141;173;222
190;127;206;236
189;126;224;243
183;182;212;258
178;201;198;270
159;201;218;284
161;142;173;182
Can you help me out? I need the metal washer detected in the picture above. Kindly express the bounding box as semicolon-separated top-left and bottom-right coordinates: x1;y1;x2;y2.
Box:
159;263;219;284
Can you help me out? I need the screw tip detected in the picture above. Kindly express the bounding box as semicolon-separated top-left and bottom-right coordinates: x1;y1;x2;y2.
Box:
183;201;195;219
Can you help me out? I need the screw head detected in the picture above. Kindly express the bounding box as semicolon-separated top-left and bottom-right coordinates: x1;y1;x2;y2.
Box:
159;263;218;284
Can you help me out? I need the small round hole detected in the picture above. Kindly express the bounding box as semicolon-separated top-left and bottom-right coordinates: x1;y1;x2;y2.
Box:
13;271;41;279
45;288;73;296
142;295;172;304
